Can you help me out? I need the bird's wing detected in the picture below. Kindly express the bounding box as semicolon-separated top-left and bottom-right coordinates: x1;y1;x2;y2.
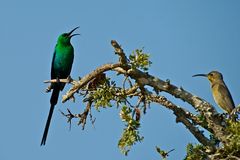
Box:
218;84;235;111
51;50;57;79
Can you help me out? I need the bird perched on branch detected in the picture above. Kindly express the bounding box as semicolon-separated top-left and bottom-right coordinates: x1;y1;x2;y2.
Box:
41;27;80;145
193;71;235;114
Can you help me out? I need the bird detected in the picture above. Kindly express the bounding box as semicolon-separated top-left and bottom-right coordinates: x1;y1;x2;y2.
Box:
41;27;80;146
192;71;235;114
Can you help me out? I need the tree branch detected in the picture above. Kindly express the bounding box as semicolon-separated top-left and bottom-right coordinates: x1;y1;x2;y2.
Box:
148;94;215;150
62;63;122;103
111;40;128;65
126;68;229;143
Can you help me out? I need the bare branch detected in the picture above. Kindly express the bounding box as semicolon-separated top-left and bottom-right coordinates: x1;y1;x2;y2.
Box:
111;40;128;65
77;101;93;130
59;108;76;130
60;101;94;130
148;94;215;150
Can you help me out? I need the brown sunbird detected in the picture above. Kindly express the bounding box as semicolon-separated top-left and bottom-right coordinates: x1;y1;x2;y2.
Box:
193;71;235;114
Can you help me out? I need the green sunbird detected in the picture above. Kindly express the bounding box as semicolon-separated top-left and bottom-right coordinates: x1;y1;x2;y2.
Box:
41;27;79;145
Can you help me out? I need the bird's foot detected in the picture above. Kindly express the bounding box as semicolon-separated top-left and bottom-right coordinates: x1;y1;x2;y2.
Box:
56;77;60;84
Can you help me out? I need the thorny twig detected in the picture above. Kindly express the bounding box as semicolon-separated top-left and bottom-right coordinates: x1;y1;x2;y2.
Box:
60;101;95;130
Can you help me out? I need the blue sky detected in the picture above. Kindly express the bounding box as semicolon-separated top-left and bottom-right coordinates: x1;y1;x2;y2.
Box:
1;0;240;159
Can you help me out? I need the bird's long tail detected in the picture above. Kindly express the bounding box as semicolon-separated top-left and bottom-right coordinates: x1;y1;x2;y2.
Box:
41;87;60;146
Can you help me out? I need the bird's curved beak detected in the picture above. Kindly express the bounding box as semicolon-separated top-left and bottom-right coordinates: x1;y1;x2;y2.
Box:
192;74;207;77
68;26;80;38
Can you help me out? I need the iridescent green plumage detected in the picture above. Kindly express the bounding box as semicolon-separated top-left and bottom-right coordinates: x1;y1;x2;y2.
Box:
41;27;79;145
